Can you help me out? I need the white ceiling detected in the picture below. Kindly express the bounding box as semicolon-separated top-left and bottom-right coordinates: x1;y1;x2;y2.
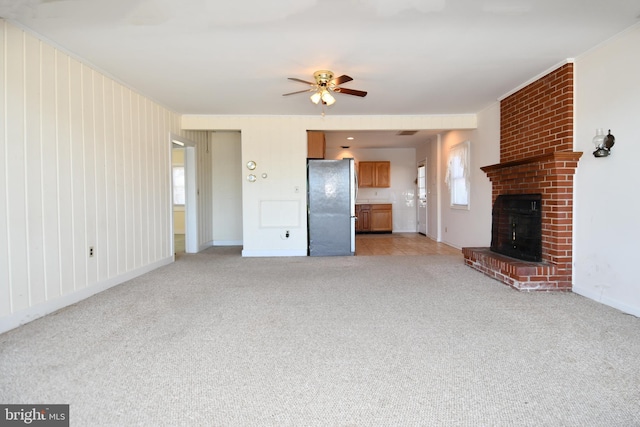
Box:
324;130;441;149
2;0;639;147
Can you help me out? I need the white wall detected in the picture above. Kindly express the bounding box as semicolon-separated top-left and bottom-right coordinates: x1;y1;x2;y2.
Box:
439;103;500;249
183;115;478;256
0;20;181;333
212;131;243;245
326;147;418;232
573;23;640;316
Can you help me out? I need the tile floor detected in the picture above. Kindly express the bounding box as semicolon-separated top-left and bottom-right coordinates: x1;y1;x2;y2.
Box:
175;232;462;257
355;233;462;257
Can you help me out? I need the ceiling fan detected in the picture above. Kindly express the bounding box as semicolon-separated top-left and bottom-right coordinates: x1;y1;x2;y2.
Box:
283;70;367;106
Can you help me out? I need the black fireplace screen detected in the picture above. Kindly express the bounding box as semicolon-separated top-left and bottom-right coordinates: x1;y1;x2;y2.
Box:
490;194;542;262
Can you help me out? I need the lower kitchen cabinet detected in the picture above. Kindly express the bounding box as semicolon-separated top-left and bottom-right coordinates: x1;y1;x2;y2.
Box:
370;204;392;232
355;205;370;232
356;204;392;233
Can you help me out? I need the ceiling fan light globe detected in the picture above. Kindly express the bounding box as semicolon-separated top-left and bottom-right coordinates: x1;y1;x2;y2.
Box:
322;90;336;106
310;91;322;104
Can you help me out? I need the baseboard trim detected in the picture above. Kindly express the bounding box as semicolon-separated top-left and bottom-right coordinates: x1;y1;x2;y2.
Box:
242;249;307;257
572;287;640;317
214;240;243;246
199;240;214;251
0;256;174;335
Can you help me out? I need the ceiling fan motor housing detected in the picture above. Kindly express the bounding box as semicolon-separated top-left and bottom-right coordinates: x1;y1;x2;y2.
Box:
314;70;334;86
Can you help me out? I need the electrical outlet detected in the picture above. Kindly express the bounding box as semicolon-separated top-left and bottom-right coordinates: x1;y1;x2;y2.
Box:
89;246;94;258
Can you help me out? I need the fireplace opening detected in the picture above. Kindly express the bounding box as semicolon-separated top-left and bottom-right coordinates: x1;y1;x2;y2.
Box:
491;194;542;262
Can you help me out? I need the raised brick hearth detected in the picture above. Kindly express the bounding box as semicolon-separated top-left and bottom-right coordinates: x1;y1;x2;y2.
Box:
463;63;583;291
462;248;557;291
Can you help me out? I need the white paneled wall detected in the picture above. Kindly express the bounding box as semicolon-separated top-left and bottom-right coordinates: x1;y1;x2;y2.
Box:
0;20;181;332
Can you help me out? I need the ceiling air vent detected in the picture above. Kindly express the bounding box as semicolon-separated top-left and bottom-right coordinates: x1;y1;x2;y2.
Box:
396;130;418;136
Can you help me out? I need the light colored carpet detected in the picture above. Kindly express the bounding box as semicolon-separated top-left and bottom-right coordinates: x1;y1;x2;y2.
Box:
1;247;639;426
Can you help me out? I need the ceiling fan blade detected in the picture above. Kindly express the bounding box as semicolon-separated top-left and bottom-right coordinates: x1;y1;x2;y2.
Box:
288;77;315;85
282;89;314;96
333;87;368;97
330;75;353;85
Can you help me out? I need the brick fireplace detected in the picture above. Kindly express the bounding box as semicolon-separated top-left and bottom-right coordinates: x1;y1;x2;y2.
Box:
463;63;582;291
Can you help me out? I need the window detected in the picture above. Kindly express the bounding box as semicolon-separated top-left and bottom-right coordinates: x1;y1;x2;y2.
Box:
173;166;185;205
445;141;470;208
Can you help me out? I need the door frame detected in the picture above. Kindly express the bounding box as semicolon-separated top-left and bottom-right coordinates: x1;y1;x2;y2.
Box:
417;159;427;235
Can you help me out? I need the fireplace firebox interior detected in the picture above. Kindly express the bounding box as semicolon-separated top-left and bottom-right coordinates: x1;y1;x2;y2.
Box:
491;193;542;262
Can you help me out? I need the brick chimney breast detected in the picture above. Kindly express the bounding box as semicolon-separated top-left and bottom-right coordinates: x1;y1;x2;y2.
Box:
464;63;582;291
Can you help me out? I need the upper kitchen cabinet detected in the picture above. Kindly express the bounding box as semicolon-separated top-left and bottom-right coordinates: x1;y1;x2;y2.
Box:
358;161;390;188
307;131;326;159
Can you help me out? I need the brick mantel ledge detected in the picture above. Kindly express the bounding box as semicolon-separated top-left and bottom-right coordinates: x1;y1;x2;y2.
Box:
480;151;583;173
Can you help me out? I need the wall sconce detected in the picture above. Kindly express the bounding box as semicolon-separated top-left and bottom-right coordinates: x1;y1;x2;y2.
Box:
592;128;615;157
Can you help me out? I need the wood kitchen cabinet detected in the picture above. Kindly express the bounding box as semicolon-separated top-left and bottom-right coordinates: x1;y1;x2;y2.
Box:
371;204;392;232
357;161;390;188
356;203;392;233
355;204;370;232
307;131;326;159
357;162;375;187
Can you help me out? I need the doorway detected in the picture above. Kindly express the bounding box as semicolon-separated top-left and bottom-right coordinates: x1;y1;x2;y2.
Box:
172;146;186;253
417;161;427;235
170;134;198;254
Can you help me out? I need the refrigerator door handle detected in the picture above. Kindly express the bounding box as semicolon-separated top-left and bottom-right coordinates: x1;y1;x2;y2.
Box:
354;168;358;202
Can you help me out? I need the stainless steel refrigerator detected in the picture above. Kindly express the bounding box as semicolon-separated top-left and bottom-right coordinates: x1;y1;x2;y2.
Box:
307;159;356;256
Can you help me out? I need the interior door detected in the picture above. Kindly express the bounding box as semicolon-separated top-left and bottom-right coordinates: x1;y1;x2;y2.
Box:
417;162;427;235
